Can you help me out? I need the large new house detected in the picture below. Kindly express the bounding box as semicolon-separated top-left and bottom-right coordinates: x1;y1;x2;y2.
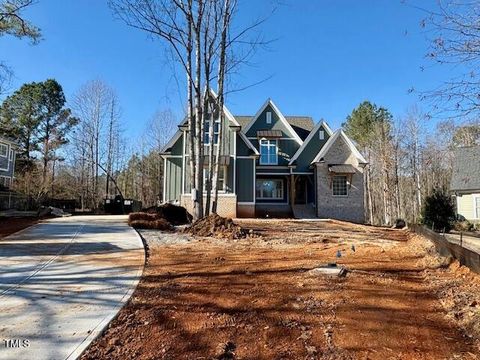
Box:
161;95;367;222
0;135;17;189
451;146;480;223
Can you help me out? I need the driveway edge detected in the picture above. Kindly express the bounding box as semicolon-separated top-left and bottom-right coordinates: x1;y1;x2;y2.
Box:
66;225;146;360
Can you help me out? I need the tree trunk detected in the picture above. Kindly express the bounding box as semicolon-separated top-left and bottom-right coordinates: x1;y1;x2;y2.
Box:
193;4;204;220
212;0;230;214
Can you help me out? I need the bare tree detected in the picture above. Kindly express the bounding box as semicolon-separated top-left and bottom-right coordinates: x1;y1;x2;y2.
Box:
71;80;120;210
417;1;480;119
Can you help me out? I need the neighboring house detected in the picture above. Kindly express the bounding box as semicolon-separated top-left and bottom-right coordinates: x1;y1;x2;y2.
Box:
451;146;480;223
0;135;17;190
161;93;367;222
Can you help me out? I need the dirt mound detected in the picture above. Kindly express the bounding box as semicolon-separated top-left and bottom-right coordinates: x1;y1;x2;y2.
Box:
144;203;192;225
185;214;248;239
128;212;173;230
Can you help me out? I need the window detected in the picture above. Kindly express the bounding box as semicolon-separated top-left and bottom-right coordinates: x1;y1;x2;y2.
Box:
259;139;277;165
0;143;7;157
475;196;480;219
266;111;272;124
204;119;221;145
9;150;14;161
256;179;284;199
203;166;226;192
319;130;325;140
0;176;11;188
332;175;348;196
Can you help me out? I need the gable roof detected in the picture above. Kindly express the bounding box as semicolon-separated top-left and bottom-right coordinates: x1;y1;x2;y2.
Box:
288;120;333;165
450;146;480;191
235;115;314;141
311;129;367;165
240;99;304;145
161;90;259;155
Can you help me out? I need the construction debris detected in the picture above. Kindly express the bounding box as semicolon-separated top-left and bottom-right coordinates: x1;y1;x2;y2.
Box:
128;212;173;230
143;203;192;225
184;213;248;239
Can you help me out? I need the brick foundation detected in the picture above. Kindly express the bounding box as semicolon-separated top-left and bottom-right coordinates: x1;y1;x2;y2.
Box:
180;194;237;218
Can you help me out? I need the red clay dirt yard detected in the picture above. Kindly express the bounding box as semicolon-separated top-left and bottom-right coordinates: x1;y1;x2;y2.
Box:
82;219;480;360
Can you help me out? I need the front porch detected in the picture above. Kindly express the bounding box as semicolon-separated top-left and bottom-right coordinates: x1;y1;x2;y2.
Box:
253;174;315;218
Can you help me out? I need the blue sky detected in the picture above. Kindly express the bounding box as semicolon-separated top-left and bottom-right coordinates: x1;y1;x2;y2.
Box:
0;0;449;137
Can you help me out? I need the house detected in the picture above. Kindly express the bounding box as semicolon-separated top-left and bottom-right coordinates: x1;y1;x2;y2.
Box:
161;95;368;222
0;135;17;189
451;146;480;223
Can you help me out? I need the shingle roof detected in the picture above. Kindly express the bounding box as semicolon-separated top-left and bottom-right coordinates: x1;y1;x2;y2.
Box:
451;146;480;191
234;115;314;140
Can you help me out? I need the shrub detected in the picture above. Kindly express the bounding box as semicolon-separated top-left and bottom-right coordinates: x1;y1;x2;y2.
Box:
453;220;475;232
421;188;455;233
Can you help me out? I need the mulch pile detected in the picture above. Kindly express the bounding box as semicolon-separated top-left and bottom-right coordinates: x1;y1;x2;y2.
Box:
143;203;192;225
184;213;249;239
128;212;173;230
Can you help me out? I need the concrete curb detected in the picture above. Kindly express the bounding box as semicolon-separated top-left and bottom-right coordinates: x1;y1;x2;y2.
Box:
65;225;146;360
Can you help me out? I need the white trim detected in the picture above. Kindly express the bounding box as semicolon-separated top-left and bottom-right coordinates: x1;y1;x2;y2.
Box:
255;202;289;205
163;157;167;202
247;136;298;141
161;130;183;153
311;129;368;165
182;132;185;194
474;194;480;219
242;99;303;145
0;142;8;157
237;155;257;159
209;89;259;155
255;172;290;175
233;131;237;193
238;202;255;205
257;165;290;169
253;158;256;203
162;155;183;158
289;120;333;166
292;172;314;175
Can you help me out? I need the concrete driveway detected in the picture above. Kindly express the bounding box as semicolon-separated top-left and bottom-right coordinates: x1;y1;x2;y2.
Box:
0;215;145;360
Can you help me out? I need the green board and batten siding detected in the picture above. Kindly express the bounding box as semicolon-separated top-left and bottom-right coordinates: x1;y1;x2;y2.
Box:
236;158;255;202
245;104;295;139
164;157;182;201
294;123;331;172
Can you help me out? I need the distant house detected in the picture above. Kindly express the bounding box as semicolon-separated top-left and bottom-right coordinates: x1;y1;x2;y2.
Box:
0;136;17;190
161;93;367;222
451;146;480;223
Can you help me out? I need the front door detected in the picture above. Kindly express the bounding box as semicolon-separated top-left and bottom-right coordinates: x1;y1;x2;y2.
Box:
295;177;307;204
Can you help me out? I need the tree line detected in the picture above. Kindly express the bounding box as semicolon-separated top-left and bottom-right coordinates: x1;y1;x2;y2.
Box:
344;101;479;226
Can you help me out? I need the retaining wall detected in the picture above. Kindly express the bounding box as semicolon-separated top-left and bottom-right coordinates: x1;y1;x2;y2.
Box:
411;224;480;275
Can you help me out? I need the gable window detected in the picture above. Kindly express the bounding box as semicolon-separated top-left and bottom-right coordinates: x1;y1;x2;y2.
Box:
319;130;325;140
0;143;7;157
256;179;283;199
332;175;348;196
266;111;272;124
259;139;277;165
204;119;221;145
203;166;226;192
